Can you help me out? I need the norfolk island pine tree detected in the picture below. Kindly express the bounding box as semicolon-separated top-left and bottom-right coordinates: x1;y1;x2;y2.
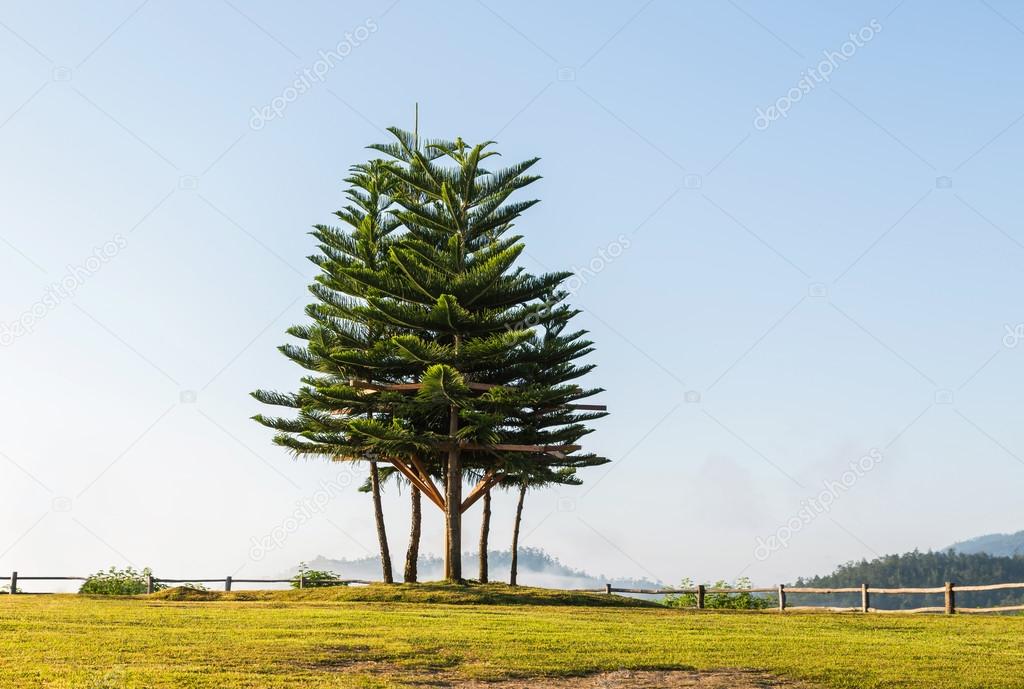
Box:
480;299;609;583
253;127;608;582
253;159;402;583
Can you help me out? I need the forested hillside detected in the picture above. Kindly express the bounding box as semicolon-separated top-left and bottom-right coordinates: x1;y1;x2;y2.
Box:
793;550;1024;609
948;530;1024;557
303;547;662;591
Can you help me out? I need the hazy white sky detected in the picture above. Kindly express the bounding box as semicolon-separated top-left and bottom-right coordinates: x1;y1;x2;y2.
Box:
2;0;1024;589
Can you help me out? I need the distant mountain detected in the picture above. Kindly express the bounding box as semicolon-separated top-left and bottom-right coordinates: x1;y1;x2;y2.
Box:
793;549;1024;610
296;547;662;591
947;530;1024;557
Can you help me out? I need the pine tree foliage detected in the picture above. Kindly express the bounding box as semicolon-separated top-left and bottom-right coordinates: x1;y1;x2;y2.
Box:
252;126;609;578
255;129;605;468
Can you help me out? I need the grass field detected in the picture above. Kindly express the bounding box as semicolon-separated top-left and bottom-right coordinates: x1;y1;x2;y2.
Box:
1;583;1022;688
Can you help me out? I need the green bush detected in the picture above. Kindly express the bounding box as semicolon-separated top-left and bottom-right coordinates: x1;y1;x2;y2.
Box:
664;577;772;610
290;562;347;589
79;566;165;595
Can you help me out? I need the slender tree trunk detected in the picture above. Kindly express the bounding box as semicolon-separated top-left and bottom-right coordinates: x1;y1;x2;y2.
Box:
369;461;393;584
445;406;462;581
509;483;526;586
443;458;450;578
404;486;421;583
478;488;491;583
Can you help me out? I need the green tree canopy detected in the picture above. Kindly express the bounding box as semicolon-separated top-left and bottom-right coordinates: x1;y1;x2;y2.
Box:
253;127;608;580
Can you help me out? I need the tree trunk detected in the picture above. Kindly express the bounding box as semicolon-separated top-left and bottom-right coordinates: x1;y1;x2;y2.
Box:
509;483;526;586
404;486;421;583
442;459;450;578
478;488;491;583
445;405;463;581
369;461;393;584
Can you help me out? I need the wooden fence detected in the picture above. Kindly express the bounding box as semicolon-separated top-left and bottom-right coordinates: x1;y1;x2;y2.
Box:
6;572;1024;614
587;582;1024;614
5;572;370;594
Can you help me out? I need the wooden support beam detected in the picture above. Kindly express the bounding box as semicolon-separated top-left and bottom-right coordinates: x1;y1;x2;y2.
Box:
540;403;607;412
408;453;445;509
439;442;581;456
460;469;504;513
461;469;496;512
348;380;497;393
395;457;443;510
395;459;444;511
388;457;445;511
485;443;580;455
343;383;603;417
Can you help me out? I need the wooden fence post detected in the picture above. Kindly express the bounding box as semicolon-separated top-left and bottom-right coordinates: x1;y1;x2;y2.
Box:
225;576;232;592
777;584;786;612
299;575;305;590
945;582;955;615
696;584;705;610
146;574;154;594
604;583;611;594
9;571;16;595
861;583;869;613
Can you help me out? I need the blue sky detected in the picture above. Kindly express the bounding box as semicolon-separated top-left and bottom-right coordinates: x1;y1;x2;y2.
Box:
2;0;1024;588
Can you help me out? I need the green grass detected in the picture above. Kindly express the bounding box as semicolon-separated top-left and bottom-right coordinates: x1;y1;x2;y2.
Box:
1;583;1022;688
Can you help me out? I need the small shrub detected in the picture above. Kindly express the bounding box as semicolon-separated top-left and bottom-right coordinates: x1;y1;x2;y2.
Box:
79;566;165;595
665;577;772;610
291;561;347;589
149;583;210;598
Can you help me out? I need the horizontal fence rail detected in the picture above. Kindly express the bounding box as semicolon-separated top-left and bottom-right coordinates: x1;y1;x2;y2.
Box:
3;572;372;594
588;581;1024;614
5;572;1024;614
